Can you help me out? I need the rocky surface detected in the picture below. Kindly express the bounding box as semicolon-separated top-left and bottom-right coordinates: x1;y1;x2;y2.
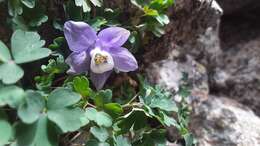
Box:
146;53;209;105
144;0;223;66
191;96;260;146
143;0;260;145
209;4;260;116
211;36;260;115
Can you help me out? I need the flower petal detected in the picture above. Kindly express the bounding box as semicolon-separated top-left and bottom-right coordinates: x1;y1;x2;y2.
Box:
90;71;112;90
90;48;114;74
64;21;97;52
98;27;130;48
65;52;90;74
109;47;138;72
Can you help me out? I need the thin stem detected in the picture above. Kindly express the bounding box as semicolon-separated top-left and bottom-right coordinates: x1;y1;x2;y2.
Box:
69;132;81;144
83;102;96;109
123;93;140;108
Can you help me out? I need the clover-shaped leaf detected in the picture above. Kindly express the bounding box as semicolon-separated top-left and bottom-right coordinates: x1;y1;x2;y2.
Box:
47;108;88;133
85;108;112;127
11;30;51;64
0;110;13;146
0;62;24;84
0;41;24;84
90;126;109;142
0;41;11;62
16;115;58;146
18;90;45;124
0;86;25;108
47;88;88;133
73;76;92;98
47;88;81;109
0;30;51;84
86;139;109;146
93;89;112;108
114;135;131;146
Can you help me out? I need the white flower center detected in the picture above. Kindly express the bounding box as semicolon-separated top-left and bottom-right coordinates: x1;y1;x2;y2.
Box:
90;48;114;74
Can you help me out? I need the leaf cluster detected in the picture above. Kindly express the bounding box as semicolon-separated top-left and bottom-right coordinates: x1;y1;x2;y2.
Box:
0;0;194;145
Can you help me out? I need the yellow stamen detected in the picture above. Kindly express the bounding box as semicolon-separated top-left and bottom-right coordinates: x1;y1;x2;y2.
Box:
94;53;108;65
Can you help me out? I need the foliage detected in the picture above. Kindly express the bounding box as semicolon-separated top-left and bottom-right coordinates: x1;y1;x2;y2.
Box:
131;0;174;37
0;30;51;84
0;0;194;146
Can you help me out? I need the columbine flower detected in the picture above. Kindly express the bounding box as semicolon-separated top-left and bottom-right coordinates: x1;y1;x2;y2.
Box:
64;21;138;89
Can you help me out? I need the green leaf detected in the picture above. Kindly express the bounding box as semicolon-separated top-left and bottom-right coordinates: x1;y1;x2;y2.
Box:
41;54;68;74
151;25;165;37
118;108;149;134
90;126;109;142
184;133;194;146
130;0;144;9
75;0;91;12
89;0;102;7
133;129;167;146
160;111;178;127
16;115;58;146
143;6;159;16
178;85;191;98
94;89;112;108
155;14;170;25
85;108;112;127
73;76;92;97
65;0;83;20
0;110;13;145
11;30;51;64
0;86;25;108
11;6;48;29
0;41;11;62
25;6;48;27
47;107;88;133
47;88;81;110
47;88;88;133
18;90;45;124
34;74;54;92
114;135;131;146
141;86;178;112
104;103;123;117
21;0;35;8
149;97;178;112
0;62;24;84
8;0;23;16
48;37;65;50
11;16;29;30
88;17;107;31
86;139;110;146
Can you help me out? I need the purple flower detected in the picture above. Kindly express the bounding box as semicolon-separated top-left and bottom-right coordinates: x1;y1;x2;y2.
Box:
64;21;138;89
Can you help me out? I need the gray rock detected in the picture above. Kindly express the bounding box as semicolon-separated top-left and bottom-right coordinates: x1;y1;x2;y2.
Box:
143;0;223;68
211;11;260;115
191;96;260;146
146;54;209;105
